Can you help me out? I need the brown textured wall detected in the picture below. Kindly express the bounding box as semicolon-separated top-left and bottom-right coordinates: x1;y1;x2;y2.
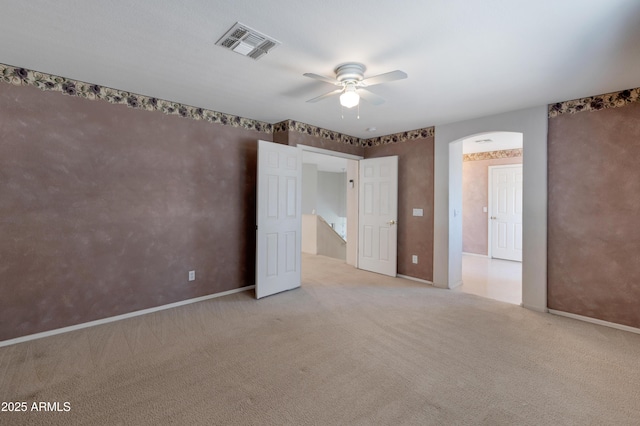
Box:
463;156;522;255
272;129;288;145
548;102;640;328
0;83;270;341
366;138;434;281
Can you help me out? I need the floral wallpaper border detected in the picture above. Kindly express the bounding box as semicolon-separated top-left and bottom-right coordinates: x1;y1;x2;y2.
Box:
0;63;273;134
463;149;523;162
274;119;435;148
273;120;361;146
363;127;435;147
548;87;640;118
7;65;640;139
1;63;436;146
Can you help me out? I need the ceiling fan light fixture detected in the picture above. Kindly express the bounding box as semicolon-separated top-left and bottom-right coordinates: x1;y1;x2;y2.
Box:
340;85;359;108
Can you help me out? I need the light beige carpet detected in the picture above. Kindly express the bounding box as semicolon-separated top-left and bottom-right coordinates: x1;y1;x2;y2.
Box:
1;254;640;425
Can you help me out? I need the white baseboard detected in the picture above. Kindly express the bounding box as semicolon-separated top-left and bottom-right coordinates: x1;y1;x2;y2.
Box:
397;274;433;285
450;280;463;289
548;309;640;335
431;281;461;289
0;285;255;348
522;304;549;313
462;252;489;258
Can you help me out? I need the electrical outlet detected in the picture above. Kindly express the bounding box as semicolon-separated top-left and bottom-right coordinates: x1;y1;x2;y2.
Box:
412;255;418;264
188;270;195;281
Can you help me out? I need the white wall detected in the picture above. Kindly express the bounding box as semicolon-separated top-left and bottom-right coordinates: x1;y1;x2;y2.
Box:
448;140;463;288
302;163;347;240
317;171;347;239
302;163;318;214
301;214;318;254
434;106;548;312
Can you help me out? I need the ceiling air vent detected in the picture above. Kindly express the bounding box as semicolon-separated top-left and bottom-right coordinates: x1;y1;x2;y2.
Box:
216;22;280;60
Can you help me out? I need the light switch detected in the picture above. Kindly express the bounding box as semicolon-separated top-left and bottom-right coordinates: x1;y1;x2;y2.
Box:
412;208;424;217
483;206;488;213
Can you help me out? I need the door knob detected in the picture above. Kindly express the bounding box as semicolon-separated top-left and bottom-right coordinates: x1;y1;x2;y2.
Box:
388;219;397;225
490;216;497;220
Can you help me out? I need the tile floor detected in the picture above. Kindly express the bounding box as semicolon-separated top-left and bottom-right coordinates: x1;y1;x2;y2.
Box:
455;253;522;305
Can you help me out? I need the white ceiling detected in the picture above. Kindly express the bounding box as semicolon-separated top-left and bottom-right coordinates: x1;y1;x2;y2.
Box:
2;1;640;139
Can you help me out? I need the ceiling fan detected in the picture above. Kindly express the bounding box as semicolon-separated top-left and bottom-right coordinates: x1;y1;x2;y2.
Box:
303;63;407;109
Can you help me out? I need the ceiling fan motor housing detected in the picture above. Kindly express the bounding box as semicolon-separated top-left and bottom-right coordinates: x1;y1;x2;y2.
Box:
335;63;365;84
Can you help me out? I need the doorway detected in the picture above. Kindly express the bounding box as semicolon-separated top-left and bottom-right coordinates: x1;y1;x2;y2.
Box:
298;145;362;267
256;141;399;299
458;131;523;305
298;144;399;277
433;106;548;312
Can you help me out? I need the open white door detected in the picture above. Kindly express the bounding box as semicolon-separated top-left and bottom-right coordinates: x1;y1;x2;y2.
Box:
256;140;302;299
490;165;523;261
358;156;398;277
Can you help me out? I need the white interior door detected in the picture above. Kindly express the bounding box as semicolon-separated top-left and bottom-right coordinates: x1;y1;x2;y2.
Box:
256;140;301;298
490;165;523;261
358;156;398;276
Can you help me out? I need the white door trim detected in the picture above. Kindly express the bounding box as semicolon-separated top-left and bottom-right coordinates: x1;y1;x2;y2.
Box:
296;144;363;161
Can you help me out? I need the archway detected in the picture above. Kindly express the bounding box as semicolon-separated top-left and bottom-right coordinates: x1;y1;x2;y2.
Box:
433;106;548;312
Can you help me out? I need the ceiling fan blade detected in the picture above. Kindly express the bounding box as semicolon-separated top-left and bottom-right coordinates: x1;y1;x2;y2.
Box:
357;88;385;105
360;70;407;87
303;73;340;86
306;88;342;103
